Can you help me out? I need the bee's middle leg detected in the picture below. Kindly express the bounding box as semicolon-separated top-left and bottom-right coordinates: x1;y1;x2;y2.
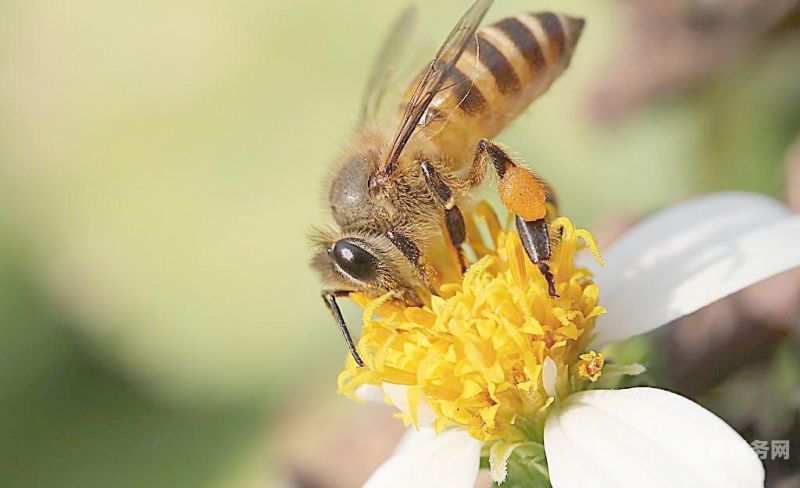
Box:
419;160;467;272
468;139;558;297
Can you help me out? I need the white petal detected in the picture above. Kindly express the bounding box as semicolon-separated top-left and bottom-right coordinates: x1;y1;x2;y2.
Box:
542;357;558;398
383;383;411;414
544;387;764;488
588;192;800;347
364;428;482;488
383;383;437;427
354;384;386;403
391;426;429;455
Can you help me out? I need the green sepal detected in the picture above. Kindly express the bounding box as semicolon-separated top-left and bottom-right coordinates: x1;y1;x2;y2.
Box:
493;441;550;487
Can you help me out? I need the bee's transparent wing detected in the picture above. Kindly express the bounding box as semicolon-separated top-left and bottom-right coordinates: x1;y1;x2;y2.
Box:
382;0;493;176
360;5;419;125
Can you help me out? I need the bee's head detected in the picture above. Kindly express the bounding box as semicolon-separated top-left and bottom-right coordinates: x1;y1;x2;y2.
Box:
309;227;422;301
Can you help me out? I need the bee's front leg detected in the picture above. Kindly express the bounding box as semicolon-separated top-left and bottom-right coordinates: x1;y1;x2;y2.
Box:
385;229;436;295
468;139;558;297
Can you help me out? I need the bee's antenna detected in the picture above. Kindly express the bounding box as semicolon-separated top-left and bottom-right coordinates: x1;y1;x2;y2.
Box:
322;291;365;367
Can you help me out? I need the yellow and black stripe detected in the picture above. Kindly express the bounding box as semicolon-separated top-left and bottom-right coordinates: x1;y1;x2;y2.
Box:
416;11;584;164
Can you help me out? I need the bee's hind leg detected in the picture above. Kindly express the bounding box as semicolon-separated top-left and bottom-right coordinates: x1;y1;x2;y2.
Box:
515;217;557;298
419;160;468;273
468;139;559;297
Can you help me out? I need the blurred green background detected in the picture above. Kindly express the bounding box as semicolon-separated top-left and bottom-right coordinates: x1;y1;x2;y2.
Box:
1;0;798;486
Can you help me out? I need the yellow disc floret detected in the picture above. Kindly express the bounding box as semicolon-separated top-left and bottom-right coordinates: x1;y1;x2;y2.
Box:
576;350;605;382
337;205;605;441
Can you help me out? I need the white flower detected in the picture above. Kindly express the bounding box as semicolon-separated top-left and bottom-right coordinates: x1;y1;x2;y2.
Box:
363;192;800;488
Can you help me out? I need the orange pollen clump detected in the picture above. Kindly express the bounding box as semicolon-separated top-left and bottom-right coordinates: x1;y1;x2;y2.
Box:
498;167;547;222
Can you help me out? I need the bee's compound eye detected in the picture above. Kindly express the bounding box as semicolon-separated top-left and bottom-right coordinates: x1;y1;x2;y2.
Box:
332;239;379;282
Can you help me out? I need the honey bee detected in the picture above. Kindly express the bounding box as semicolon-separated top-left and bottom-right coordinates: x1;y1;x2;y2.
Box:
311;0;584;366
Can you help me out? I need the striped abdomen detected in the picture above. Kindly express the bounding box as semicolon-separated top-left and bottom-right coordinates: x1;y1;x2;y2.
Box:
413;12;585;166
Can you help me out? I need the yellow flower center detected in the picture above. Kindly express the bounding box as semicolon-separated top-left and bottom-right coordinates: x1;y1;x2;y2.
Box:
337;203;605;441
